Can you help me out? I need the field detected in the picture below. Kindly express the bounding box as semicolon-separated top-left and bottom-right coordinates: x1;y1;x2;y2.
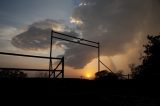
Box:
1;78;160;105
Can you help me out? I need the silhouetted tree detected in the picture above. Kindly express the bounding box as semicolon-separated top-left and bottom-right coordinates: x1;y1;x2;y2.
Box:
95;70;122;80
0;69;27;78
131;34;160;79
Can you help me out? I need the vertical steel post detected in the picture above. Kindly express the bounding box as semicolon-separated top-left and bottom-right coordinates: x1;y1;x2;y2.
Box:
49;30;53;78
62;57;64;78
98;42;100;72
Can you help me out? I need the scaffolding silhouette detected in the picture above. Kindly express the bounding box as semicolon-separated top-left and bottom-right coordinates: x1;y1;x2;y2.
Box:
0;52;64;78
0;30;64;78
0;30;114;78
51;30;113;73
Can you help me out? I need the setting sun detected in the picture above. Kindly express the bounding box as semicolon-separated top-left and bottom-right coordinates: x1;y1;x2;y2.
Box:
86;73;91;78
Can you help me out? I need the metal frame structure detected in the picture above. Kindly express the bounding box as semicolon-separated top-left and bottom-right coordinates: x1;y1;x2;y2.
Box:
49;30;64;78
51;30;112;73
0;52;64;78
0;30;113;79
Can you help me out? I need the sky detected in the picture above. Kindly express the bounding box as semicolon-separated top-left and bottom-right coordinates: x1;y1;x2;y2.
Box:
0;0;160;78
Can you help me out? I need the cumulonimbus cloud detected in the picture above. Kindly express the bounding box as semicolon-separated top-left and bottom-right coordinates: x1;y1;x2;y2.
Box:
11;19;78;50
11;0;160;70
66;0;160;69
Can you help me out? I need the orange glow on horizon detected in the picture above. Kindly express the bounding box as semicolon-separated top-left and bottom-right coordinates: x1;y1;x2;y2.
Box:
86;73;91;78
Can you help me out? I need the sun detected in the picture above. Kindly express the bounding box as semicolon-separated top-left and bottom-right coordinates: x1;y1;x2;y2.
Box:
86;73;91;79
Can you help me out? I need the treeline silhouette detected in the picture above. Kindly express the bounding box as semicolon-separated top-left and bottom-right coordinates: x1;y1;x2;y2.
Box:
95;70;124;80
130;34;160;80
0;69;27;78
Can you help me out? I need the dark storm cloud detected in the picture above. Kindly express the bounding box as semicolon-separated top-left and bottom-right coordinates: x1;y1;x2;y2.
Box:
11;19;96;68
11;19;79;50
64;45;97;68
12;0;160;69
72;0;160;55
64;0;160;68
12;19;55;50
12;27;50;50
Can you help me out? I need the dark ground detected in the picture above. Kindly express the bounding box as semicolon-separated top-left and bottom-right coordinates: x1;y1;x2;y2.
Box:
1;78;160;105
